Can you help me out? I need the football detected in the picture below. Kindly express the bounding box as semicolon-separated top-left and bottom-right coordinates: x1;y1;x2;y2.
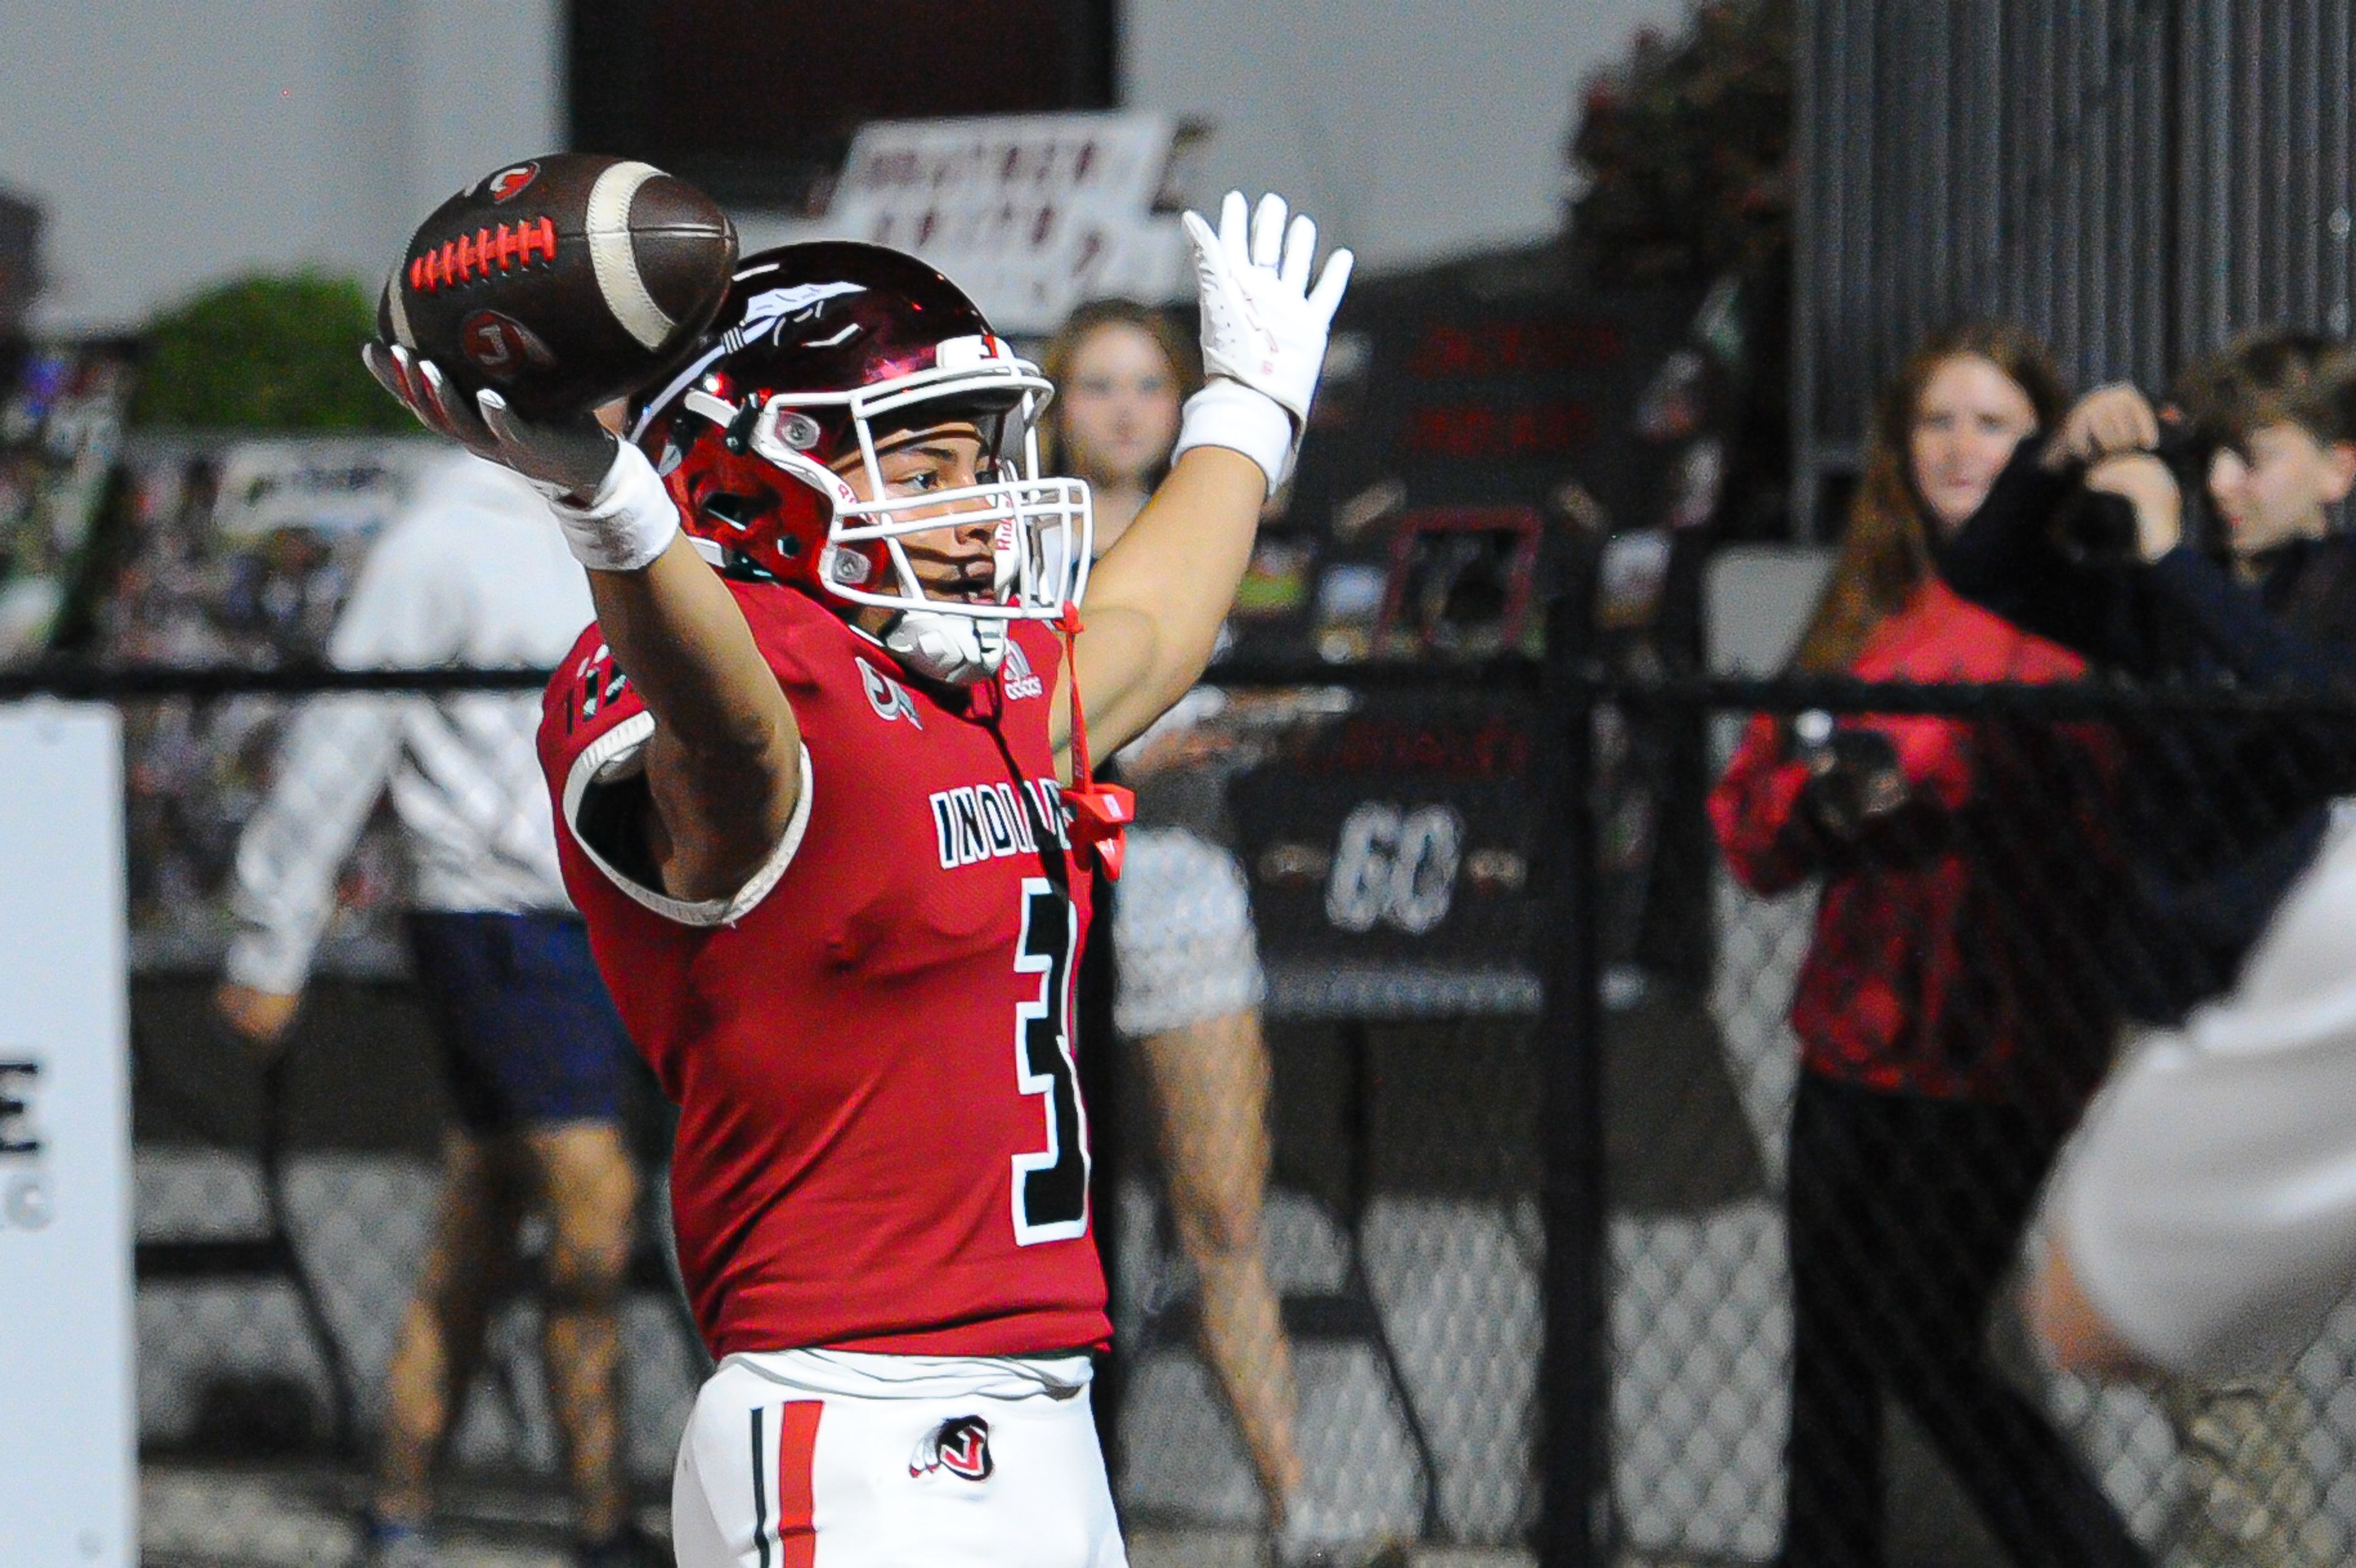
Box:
377;153;737;421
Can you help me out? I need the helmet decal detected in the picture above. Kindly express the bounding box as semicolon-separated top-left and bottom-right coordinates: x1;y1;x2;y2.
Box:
631;280;873;441
736;281;868;345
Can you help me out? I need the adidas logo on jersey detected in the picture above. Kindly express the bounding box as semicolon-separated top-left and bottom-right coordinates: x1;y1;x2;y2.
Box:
930;778;1068;869
1001;640;1043;701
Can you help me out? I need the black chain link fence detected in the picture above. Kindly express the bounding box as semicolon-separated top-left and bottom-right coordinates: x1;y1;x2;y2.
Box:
1101;656;2356;1567
18;636;2356;1566
102;674;706;1564
1600;672;2356;1568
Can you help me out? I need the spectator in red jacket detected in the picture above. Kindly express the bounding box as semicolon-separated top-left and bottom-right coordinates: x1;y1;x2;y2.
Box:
1711;325;2144;1568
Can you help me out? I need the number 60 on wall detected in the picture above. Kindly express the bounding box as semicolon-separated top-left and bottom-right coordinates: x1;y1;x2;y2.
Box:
1325;802;1465;935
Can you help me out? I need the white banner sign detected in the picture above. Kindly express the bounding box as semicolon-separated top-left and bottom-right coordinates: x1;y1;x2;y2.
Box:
824;111;1200;336
0;702;133;1566
209;435;436;540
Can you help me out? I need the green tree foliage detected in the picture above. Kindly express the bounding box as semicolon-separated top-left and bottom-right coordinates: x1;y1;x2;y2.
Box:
1568;0;1795;534
1568;0;1794;286
130;272;406;431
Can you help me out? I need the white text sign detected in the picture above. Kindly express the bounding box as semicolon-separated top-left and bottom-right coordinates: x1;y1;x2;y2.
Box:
0;702;133;1566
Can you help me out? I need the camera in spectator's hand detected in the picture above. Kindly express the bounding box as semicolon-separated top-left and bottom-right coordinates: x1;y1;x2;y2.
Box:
2047;421;2217;564
1790;711;1910;842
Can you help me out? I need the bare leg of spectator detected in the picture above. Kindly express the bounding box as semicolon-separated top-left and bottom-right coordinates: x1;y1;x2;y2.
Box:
374;1131;529;1528
1140;1009;1306;1526
526;1123;640;1547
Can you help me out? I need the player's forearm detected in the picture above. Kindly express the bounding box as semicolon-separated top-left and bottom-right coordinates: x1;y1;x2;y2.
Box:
1061;191;1349;760
585;537;800;805
1071;445;1266;751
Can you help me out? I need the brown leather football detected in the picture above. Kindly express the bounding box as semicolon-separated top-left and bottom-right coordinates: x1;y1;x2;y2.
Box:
377;153;737;421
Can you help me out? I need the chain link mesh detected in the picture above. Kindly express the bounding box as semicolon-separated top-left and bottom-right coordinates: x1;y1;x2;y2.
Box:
1609;683;2356;1568
76;667;2356;1566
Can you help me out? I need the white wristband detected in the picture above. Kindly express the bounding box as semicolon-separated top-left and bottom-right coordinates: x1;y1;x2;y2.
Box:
546;441;681;572
1171;378;1298;493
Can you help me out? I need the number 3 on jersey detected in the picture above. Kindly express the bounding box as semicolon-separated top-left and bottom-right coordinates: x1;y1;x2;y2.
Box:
1012;877;1090;1243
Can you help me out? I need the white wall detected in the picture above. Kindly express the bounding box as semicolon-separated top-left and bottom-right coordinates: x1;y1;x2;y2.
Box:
0;1;559;332
1123;0;1690;272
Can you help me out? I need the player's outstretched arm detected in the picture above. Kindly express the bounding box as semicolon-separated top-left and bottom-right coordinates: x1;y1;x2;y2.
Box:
581;533;803;901
1063;191;1352;763
364;345;802;901
1069;444;1267;758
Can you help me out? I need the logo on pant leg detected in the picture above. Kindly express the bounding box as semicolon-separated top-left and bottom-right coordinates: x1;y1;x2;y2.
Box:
910;1415;993;1481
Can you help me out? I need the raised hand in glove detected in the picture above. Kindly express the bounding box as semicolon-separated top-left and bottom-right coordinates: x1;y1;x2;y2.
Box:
361;341;678;572
1171;191;1354;491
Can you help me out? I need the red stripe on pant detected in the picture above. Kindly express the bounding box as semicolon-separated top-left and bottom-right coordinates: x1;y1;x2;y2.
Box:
756;1400;823;1568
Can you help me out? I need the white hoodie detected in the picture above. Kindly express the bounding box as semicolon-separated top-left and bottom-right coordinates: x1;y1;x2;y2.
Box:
223;452;595;994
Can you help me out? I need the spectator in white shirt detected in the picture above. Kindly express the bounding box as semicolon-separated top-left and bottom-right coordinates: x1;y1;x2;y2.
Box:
213;450;653;1568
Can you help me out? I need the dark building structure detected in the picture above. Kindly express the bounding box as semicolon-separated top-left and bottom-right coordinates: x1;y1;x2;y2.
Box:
1793;0;2356;534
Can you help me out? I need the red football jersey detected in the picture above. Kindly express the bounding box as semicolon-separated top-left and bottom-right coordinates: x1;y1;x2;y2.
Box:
537;582;1107;1357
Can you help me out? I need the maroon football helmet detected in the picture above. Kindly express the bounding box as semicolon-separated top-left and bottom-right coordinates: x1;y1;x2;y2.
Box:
628;243;1089;678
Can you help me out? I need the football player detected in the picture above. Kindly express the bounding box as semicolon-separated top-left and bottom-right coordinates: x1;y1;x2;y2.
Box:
365;191;1349;1566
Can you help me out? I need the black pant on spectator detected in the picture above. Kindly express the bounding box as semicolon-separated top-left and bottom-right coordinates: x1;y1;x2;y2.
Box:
1782;1072;2144;1568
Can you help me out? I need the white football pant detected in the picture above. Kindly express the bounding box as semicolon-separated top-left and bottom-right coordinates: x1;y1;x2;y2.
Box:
669;1349;1128;1567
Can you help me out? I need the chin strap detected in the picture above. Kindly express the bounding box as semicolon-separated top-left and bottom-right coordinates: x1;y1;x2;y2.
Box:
1055;602;1136;880
885;610;1005;686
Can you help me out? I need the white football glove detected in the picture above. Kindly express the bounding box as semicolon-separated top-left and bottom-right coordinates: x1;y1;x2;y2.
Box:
1172;191;1354;490
361;342;676;571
